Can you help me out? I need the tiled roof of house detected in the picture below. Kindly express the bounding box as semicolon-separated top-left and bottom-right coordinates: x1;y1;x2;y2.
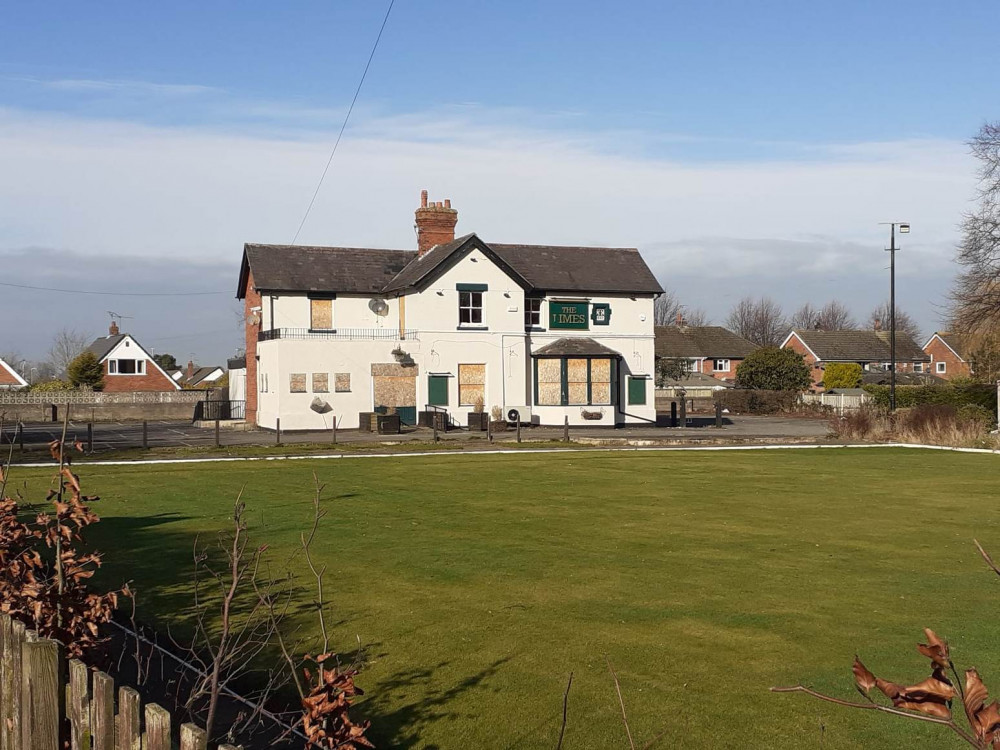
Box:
86;334;127;362
183;367;223;387
241;233;662;298
228;357;246;370
533;337;622;357
790;329;929;362
654;326;757;359
241;244;415;295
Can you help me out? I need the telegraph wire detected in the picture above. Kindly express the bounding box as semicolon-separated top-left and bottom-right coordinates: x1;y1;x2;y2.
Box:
0;281;229;297
290;0;396;245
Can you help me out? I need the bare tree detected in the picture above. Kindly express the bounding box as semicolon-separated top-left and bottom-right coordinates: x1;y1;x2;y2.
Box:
682;307;710;327
725;296;787;347
48;328;89;378
790;300;857;331
951;122;1000;336
653;291;682;326
869;301;921;343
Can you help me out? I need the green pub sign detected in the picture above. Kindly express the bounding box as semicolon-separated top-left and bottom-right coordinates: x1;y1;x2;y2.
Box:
549;301;589;330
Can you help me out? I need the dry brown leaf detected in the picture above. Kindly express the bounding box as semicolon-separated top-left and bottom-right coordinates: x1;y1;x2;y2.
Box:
853;657;877;693
917;628;951;670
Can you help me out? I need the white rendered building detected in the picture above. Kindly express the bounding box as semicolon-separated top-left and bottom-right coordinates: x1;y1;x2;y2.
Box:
237;192;663;430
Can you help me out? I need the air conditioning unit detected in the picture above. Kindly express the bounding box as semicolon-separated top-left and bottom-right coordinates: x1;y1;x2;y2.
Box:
504;405;535;425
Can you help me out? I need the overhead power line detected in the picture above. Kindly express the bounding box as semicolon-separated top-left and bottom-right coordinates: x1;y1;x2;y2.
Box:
290;0;396;245
0;281;229;297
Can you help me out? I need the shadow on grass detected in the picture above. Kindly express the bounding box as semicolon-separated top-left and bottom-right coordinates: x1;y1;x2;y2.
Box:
359;656;512;749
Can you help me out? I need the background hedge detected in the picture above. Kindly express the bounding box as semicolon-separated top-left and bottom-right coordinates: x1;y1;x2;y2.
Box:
713;389;802;414
863;383;997;411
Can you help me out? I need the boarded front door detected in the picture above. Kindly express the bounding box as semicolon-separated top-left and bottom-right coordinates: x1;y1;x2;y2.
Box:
372;363;418;425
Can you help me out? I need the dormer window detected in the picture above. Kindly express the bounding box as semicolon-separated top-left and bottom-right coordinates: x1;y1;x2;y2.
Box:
457;284;486;328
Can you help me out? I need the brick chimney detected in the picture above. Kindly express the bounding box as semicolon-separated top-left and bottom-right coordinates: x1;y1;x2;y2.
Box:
873;319;882;331
415;189;458;256
675;311;685;327
187;360;195;380
109;321;119;336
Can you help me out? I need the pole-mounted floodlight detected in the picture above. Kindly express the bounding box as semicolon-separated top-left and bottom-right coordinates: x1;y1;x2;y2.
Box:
879;222;911;411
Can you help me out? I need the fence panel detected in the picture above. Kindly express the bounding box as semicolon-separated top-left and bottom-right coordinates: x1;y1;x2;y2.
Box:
0;614;228;750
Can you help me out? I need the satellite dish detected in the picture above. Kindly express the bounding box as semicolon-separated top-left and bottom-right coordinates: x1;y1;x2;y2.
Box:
310;397;332;414
368;298;389;316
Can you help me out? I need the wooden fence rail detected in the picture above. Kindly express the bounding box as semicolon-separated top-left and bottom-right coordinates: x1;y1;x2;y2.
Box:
0;614;238;750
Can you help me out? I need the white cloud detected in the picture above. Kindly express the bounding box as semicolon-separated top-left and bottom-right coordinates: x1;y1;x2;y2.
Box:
0;102;975;348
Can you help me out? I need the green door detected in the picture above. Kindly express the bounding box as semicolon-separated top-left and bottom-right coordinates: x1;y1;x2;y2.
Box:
627;376;647;406
428;375;449;406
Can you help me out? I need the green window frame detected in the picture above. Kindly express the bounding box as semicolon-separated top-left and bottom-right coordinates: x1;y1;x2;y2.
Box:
427;375;449;406
627;376;647;406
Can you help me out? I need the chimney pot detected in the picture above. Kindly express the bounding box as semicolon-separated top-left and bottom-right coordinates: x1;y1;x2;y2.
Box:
444;199;451;208
414;191;458;255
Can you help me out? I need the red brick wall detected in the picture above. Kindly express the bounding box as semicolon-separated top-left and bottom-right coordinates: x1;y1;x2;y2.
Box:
924;337;969;380
243;270;261;426
706;358;741;380
0;364;22;386
101;360;178;392
783;335;824;387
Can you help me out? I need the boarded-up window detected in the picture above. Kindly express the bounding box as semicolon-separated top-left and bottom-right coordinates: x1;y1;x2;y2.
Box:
312;373;329;393
458;364;485;406
567;358;588;405
536;359;562;406
310;298;333;330
335;373;351;392
290;373;307;393
591;358;612;405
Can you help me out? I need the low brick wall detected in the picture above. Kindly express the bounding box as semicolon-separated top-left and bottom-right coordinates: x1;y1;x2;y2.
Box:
0;390;210;423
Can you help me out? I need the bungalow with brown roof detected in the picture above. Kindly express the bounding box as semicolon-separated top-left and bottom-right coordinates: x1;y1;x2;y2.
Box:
782;329;930;388
922;332;972;380
654;321;757;382
0;357;28;390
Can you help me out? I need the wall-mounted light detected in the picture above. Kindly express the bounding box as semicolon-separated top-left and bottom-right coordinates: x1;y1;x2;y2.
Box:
436;290;444;296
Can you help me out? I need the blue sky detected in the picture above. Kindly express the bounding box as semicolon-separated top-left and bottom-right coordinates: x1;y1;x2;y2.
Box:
0;1;997;361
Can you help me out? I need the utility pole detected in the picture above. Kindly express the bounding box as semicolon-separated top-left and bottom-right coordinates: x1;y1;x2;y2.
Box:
882;222;910;412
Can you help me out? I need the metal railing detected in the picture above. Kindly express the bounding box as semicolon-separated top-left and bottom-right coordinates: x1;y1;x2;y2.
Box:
258;328;417;342
193;399;246;421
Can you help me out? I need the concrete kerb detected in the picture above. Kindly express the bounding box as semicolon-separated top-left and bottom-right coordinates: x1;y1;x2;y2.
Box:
8;442;1000;470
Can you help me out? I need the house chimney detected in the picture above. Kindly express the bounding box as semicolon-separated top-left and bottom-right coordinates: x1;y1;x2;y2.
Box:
109;321;119;336
873;319;881;331
675;311;685;327
415;189;458;256
187;360;195;379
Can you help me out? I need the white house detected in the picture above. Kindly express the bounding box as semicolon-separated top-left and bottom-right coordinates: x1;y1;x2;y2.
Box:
237;192;663;430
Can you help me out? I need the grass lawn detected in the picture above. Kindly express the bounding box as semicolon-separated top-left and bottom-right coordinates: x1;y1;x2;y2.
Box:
13;448;1000;748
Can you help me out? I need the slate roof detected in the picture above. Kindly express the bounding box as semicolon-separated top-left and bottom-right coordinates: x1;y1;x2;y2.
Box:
490;242;663;294
183;367;223;387
240;244;416;296
654;326;757;359
86;334;127;362
790;330;930;362
228;357;246;370
533;337;623;357
240;233;662;298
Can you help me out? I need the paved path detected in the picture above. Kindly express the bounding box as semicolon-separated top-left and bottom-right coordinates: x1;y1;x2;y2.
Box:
1;415;830;454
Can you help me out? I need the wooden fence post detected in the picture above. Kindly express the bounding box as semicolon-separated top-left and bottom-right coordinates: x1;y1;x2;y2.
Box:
142;421;148;450
67;659;90;750
1;616;25;750
91;672;114;750
22;636;61;750
116;687;140;750
179;724;207;750
143;704;171;750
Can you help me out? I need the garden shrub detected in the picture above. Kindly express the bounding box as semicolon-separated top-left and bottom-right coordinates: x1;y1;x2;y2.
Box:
957;403;996;428
735;347;812;391
822;362;863;389
31;379;74;392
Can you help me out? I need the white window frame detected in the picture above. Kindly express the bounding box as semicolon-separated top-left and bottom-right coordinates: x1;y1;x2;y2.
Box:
936;361;947;374
913;362;923;373
458;290;485;328
712;359;730;372
108;359;145;375
524;298;543;329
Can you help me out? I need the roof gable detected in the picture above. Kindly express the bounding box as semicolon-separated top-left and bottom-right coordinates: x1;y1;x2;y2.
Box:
924;332;968;361
86;333;181;389
0;358;28;387
383;234;531;294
